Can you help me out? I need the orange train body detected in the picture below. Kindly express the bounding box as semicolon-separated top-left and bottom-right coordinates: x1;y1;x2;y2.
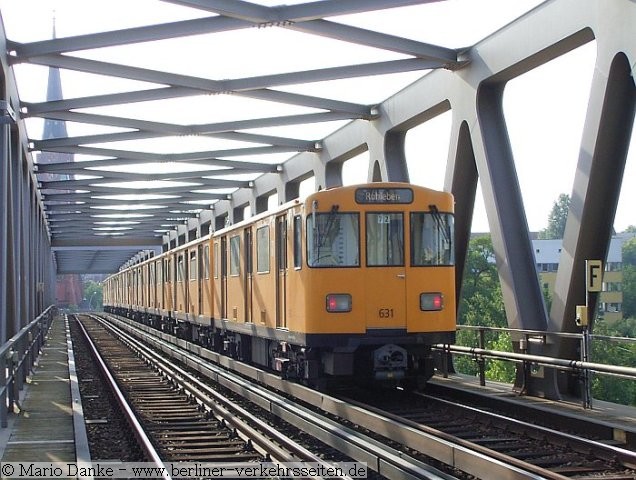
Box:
104;182;456;387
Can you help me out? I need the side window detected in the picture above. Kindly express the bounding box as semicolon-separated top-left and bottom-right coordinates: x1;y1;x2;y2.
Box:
189;250;197;280
293;215;302;269
213;242;219;279
256;226;270;273
230;235;241;276
157;261;163;285
203;245;210;279
165;259;172;282
177;254;185;282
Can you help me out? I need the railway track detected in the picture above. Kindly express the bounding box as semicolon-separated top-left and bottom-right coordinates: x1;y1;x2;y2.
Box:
90;313;636;479
73;314;355;474
340;389;636;480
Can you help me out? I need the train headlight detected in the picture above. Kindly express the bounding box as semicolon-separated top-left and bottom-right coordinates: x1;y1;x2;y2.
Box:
420;292;443;311
326;294;352;313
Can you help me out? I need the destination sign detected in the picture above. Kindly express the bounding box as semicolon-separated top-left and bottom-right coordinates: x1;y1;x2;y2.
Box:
355;188;413;204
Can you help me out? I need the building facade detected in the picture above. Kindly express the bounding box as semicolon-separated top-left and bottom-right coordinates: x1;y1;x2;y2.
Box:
533;233;635;323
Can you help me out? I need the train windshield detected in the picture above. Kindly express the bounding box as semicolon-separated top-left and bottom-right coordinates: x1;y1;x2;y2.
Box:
366;213;404;266
410;211;454;266
307;212;360;267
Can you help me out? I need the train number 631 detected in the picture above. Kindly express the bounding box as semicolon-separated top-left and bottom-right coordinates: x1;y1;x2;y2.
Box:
378;308;394;318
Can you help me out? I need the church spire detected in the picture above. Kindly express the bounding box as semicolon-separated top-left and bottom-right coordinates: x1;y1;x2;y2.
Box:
42;15;67;140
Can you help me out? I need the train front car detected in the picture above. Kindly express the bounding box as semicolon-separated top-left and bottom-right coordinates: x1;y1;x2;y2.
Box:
301;182;456;389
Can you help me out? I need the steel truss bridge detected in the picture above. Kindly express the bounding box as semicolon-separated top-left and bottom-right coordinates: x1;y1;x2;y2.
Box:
0;0;634;399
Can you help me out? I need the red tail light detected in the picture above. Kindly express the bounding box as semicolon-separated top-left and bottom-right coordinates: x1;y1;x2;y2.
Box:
420;293;443;311
326;294;352;313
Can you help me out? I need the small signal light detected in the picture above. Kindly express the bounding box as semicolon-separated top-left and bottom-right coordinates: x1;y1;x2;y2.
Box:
326;294;352;313
420;293;443;311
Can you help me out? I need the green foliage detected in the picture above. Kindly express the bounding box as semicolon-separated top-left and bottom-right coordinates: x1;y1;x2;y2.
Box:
623;266;636;319
591;318;636;406
623;237;636;266
455;235;514;383
84;280;103;310
539;193;570;239
453;232;635;399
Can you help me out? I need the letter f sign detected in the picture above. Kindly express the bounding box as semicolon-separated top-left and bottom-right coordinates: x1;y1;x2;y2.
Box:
586;260;603;292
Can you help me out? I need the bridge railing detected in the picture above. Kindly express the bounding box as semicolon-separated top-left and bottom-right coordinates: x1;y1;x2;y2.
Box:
0;306;56;427
435;325;636;408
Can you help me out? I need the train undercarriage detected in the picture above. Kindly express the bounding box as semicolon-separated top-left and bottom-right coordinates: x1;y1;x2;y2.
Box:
105;306;446;390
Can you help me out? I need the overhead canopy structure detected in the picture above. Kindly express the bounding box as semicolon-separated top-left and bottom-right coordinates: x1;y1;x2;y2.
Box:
1;0;484;274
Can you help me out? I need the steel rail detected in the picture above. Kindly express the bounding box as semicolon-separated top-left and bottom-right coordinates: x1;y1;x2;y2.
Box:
100;313;553;480
416;393;636;469
86;315;325;466
90;315;451;480
75;318;172;480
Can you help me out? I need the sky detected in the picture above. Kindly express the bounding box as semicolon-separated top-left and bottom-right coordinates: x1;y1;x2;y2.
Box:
0;0;633;234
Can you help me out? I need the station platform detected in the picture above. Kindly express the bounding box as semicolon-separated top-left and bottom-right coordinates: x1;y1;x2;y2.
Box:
0;315;90;465
428;373;636;449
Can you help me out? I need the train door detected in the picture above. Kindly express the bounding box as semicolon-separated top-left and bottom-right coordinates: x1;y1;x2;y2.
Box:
198;244;204;315
188;248;198;316
364;212;407;328
221;236;228;319
276;215;287;329
244;228;253;323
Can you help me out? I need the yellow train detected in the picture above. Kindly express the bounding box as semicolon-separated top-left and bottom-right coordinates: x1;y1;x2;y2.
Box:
103;182;456;388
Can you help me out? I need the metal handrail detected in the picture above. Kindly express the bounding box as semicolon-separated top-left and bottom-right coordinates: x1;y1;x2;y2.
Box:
434;324;636;408
436;343;636;379
0;306;56;427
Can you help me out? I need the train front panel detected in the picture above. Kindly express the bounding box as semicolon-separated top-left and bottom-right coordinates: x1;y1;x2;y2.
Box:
301;183;456;383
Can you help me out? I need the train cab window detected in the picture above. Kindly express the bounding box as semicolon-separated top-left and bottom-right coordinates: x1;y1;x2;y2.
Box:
256;226;270;273
293;215;302;269
189;250;197;280
230;235;241;276
366;213;404;266
307;212;359;267
410;211;454;266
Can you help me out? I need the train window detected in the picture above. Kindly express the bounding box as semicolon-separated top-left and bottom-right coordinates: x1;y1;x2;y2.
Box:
293;215;302;269
157;261;163;285
307;212;360;267
189;250;197;280
177;254;185;282
230;235;241;276
410;212;454;266
244;229;253;274
366;213;404;266
213;242;219;279
203;245;210;279
256;226;270;273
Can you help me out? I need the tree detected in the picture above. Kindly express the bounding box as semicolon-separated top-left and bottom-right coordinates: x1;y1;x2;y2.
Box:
83;280;103;310
456;235;513;382
539;194;570;239
591;318;636;406
623;236;636;266
621;237;636;318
